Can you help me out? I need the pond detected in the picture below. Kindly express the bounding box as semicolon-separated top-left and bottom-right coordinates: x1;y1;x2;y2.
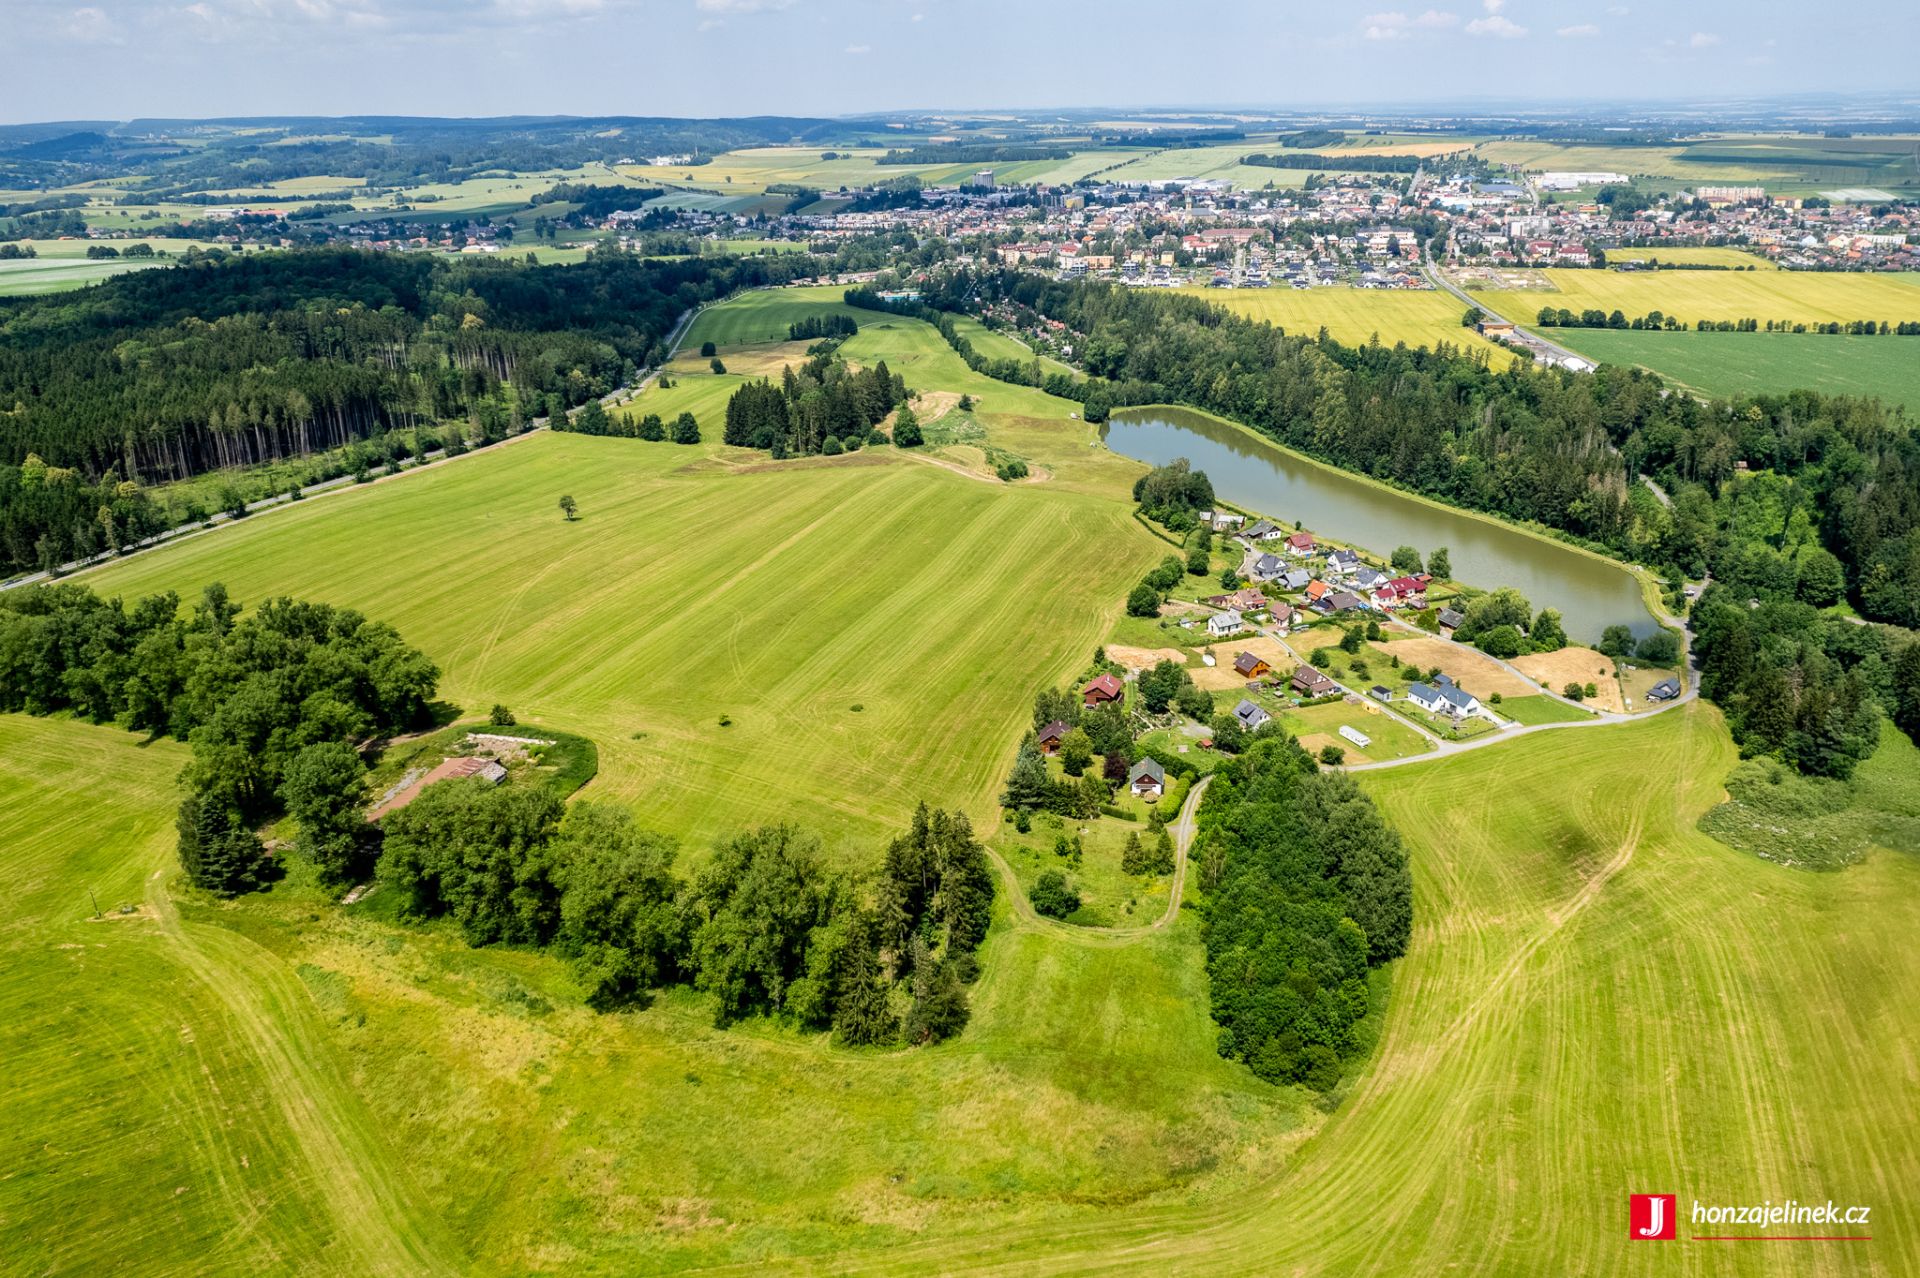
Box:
1101;405;1659;641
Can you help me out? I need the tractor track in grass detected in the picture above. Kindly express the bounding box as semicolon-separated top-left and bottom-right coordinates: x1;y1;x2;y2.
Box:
145;870;463;1277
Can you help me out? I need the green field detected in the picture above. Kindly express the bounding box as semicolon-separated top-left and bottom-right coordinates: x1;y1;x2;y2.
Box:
0;256;165;295
1604;247;1778;270
1552;328;1920;413
1178;286;1517;363
1494;693;1601;725
9;698;1916;1272
0;710;1308;1275
79;432;1147;858
14;283;1920;1275
1471;267;1920;328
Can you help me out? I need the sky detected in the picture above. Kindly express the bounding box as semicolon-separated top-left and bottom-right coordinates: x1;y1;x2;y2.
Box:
2;0;1915;123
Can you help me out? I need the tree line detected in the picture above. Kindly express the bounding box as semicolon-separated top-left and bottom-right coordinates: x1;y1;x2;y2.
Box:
0;582;439;893
0;247;830;574
1537;306;1920;334
384;786;991;1045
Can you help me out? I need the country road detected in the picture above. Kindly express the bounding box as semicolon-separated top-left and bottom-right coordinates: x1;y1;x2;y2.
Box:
988;774;1211;948
1424;261;1592;366
2;302;706;593
1258;615;1697;772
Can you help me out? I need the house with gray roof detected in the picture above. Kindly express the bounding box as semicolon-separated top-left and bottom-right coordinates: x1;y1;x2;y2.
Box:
1128;757;1166;799
1232;698;1272;732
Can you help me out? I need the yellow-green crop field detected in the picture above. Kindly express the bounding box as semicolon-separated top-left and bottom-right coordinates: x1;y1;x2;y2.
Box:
1177;285;1519;363
1603;246;1779;270
1473;267;1920;326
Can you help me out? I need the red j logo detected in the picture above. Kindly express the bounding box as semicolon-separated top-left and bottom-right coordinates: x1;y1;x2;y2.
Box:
1631;1194;1677;1240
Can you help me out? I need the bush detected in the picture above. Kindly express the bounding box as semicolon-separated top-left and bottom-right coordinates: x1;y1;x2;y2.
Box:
1028;870;1081;919
1635;630;1680;666
489;704;517;727
1126;582;1162;617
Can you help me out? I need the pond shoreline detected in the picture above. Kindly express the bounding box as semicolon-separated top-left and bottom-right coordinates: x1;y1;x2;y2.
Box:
1103;403;1663;640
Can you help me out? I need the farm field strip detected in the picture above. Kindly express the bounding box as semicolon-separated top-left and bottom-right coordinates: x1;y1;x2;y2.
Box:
1550;327;1920;413
1176;286;1516;363
1471;267;1920;327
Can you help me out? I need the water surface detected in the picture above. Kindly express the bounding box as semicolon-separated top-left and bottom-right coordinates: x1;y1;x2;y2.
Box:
1103;405;1657;641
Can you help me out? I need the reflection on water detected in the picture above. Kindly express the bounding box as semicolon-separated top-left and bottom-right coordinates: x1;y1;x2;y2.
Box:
1102;406;1657;641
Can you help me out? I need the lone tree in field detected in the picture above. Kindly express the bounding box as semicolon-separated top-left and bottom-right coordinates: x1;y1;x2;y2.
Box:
559;494;578;521
673;412;701;445
892;405;923;448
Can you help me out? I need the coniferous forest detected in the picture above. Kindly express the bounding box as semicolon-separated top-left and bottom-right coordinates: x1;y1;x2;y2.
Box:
0;248;821;574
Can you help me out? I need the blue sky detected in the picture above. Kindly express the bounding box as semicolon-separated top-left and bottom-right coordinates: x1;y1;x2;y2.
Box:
4;0;1915;122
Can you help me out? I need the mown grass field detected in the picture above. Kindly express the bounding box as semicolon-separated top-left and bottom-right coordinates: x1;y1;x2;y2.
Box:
1472;267;1920;328
1551;328;1920;413
10;696;1914;1273
0;256;166;295
1177;286;1517;363
80;429;1147;859
0;712;1306;1276
17;284;1919;1277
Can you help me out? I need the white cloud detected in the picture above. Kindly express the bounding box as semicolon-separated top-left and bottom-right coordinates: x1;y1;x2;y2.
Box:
1362;9;1458;39
696;0;793;11
61;5;124;42
1556;23;1599;37
1606;4;1629;11
1689;30;1720;47
1466;13;1525;37
1481;0;1503;10
843;42;868;53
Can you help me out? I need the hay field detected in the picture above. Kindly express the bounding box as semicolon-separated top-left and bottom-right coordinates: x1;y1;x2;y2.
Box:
1511;645;1627;712
79;429;1149;858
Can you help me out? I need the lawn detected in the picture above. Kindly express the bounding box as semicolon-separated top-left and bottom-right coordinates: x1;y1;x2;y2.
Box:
1492;693;1599;725
1180;286;1517;364
1550;328;1920;414
1285;699;1433;762
1471;266;1920;328
77;428;1152;861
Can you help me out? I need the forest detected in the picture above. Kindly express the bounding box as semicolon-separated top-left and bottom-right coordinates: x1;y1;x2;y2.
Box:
1194;736;1412;1089
722;346;906;456
0;247;823;574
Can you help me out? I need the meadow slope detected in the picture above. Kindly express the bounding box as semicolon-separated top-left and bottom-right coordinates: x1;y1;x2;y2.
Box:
81;431;1149;857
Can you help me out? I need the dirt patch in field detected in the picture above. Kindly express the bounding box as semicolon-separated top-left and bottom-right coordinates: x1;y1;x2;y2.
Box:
1189;636;1296;690
1296;732;1343;758
1107;645;1190;672
1512;647;1625;713
885;391;961;434
1370;636;1536;699
680;339;814;377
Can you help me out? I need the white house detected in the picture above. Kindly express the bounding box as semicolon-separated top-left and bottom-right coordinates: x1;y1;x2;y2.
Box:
1207;609;1246;638
1232;698;1271;732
